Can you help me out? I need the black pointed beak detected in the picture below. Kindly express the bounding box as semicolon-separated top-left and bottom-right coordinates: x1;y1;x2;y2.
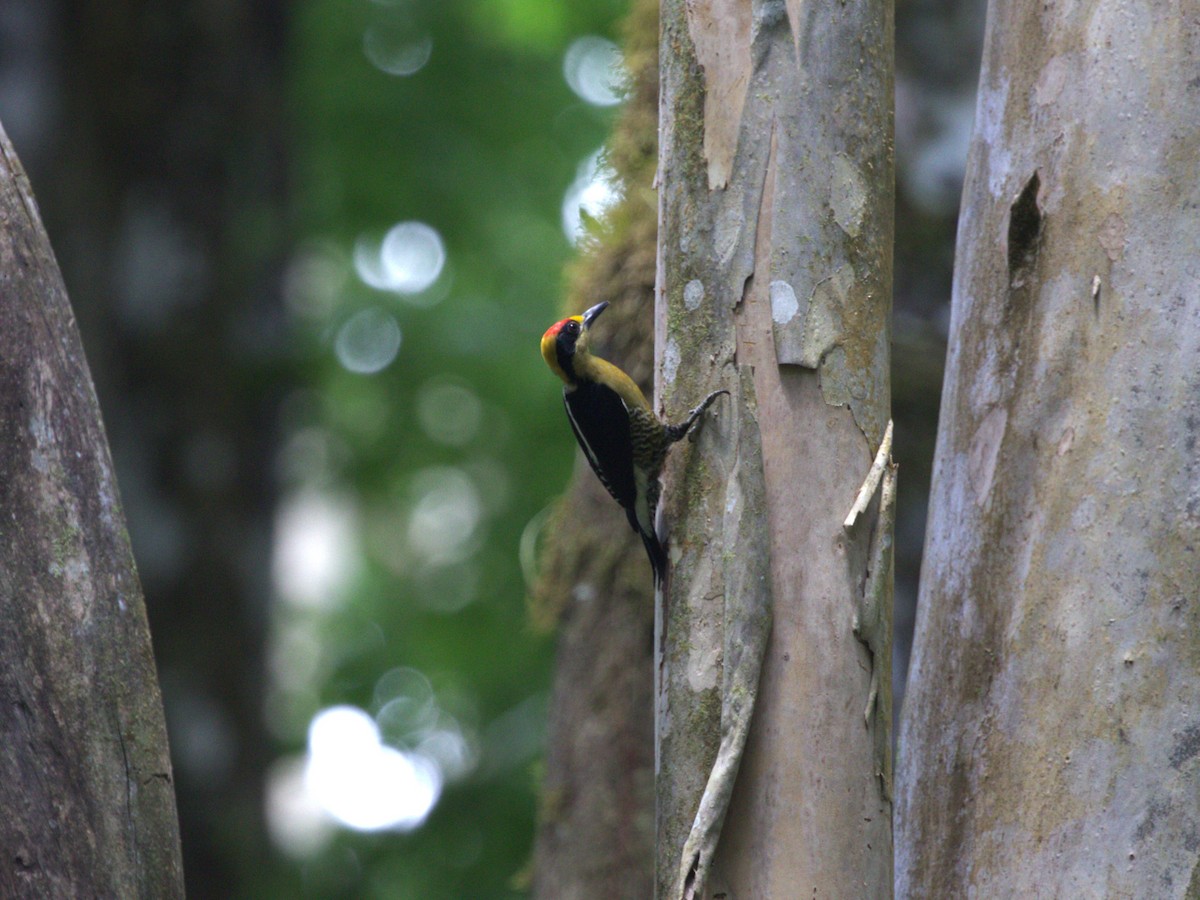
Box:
582;301;609;329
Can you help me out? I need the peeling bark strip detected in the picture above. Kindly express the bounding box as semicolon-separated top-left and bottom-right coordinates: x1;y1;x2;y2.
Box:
675;368;771;900
850;445;896;801
655;0;894;894
684;0;752;190
896;0;1200;895
0;122;183;896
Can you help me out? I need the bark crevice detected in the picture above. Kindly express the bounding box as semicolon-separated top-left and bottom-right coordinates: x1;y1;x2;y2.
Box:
1007;171;1042;289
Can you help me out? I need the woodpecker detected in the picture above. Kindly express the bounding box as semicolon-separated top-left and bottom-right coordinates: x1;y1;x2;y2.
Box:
541;300;726;587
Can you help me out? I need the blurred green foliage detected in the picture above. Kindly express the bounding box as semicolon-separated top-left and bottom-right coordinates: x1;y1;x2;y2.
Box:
262;0;628;895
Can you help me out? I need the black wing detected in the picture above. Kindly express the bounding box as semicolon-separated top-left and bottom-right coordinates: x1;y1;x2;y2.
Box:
563;380;637;515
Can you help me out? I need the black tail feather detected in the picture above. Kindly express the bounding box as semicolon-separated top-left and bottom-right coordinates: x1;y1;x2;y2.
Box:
627;507;666;588
640;529;667;590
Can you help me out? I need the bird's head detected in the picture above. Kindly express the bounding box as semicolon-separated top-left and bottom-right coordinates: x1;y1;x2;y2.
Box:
541;301;608;384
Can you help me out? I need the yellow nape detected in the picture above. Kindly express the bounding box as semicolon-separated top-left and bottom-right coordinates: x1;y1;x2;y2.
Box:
576;354;652;414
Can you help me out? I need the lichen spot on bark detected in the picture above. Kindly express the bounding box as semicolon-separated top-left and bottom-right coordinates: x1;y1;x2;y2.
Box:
831;153;868;238
663;335;682;386
769;280;799;326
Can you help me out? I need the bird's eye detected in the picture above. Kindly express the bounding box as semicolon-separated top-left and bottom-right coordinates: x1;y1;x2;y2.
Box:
565;320;579;334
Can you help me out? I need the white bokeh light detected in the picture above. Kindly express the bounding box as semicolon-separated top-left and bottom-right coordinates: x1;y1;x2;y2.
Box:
563;36;623;106
381;221;445;291
417;720;477;781
373;666;435;713
364;28;432;76
334;308;402;374
266;689;481;855
407;467;483;564
376;677;438;745
305;706;441;833
273;491;358;610
562;150;618;243
266;755;334;858
353;221;445;297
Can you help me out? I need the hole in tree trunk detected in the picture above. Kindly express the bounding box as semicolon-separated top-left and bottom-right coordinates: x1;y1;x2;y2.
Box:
1007;172;1042;289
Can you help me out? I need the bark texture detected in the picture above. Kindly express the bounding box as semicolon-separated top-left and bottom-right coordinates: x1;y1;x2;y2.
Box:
656;0;894;896
0;122;183;897
530;0;659;895
896;1;1200;896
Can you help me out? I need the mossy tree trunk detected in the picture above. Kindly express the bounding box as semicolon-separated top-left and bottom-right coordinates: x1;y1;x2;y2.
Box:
0;122;183;897
656;0;894;897
896;0;1200;895
530;1;660;896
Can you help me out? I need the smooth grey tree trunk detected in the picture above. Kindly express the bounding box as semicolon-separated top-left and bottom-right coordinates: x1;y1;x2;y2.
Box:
0;122;183;897
655;0;894;896
896;1;1200;896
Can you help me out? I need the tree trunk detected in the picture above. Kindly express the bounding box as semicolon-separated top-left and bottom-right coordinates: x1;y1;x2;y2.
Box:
531;1;659;895
656;0;894;896
896;1;1200;895
0;122;183;897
